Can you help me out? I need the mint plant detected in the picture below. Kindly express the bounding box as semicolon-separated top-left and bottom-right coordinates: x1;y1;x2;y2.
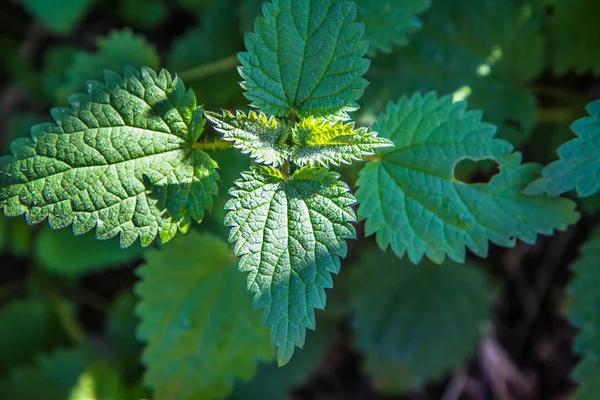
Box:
1;0;599;398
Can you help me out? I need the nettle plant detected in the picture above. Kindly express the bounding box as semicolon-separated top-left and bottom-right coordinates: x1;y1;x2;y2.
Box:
2;0;600;398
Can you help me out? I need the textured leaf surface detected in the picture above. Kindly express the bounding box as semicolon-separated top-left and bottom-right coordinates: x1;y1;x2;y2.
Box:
355;92;579;264
230;319;334;400
0;296;62;369
36;227;144;277
206;110;290;167
239;0;370;118
59;29;159;101
568;228;600;399
347;248;494;393
526;100;600;198
21;0;96;34
0;215;6;250
291;117;393;166
354;0;431;54
362;0;544;145
226;167;356;365
136;232;272;400
0;66;218;248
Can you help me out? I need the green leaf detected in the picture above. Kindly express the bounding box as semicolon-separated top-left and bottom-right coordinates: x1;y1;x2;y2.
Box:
20;0;96;34
355;92;579;264
568;228;600;399
0;345;127;400
205;110;290;167
354;0;431;54
36;227;143;277
525;100;600;198
362;0;544;146
347;248;494;393
544;0;600;75
291;116;393;167
229;319;334;400
59;29;160;101
0;296;62;369
238;0;370;118
0;66;218;248
136;232;273;400
226;166;356;365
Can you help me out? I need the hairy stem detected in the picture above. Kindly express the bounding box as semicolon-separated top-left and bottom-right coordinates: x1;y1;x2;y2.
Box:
178;55;239;82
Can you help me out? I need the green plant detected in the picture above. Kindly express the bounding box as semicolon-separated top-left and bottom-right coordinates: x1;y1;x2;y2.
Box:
1;0;600;398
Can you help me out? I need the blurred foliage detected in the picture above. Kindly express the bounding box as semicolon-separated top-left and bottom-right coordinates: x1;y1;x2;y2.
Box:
0;0;598;398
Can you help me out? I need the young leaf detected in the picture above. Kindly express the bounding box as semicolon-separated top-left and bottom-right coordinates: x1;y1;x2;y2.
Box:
525;100;600;198
59;29;160;101
355;92;579;264
568;228;600;399
291;116;393;167
35;227;143;277
226;166;356;365
205;110;290;167
238;0;370;118
20;0;96;34
354;0;432;54
136;232;272;400
362;0;544;146
0;66;218;248
347;248;494;393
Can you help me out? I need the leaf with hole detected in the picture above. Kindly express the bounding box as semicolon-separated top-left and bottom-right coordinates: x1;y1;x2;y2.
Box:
355;92;579;264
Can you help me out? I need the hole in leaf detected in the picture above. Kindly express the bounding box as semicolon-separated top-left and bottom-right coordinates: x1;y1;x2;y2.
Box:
454;159;500;184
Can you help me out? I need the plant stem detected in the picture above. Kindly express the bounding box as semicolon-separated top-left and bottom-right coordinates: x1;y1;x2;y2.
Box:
192;140;234;150
178;55;239;82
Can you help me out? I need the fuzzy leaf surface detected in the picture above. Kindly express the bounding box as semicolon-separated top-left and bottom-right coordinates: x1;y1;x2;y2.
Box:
238;0;370;118
205;110;290;167
291;117;393;167
0;66;218;248
568;228;600;399
226;167;356;365
355;92;579;264
354;0;431;54
526;100;600;198
136;232;272;400
347;248;494;392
